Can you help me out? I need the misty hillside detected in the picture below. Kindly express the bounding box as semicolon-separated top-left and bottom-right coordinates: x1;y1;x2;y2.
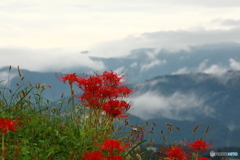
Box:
0;67;240;148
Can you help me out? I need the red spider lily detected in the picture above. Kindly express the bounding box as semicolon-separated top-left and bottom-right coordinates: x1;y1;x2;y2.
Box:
102;100;131;118
75;71;134;111
164;147;188;160
56;73;79;84
96;70;125;87
82;151;104;160
107;155;124;160
184;140;213;153
0;118;22;135
197;157;210;160
96;139;130;155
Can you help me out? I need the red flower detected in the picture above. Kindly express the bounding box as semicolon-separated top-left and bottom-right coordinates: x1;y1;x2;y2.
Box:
102;100;131;118
0;118;22;135
83;151;104;160
76;71;134;110
165;147;188;160
98;139;129;155
197;157;210;160
107;155;124;160
97;70;125;87
184;140;213;152
56;73;79;84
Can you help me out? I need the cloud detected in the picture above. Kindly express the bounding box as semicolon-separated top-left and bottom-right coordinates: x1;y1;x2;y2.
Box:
89;28;240;58
229;58;240;70
197;59;227;74
203;65;227;74
0;47;106;73
167;0;240;8
130;62;137;68
140;59;167;72
128;91;215;121
212;18;240;26
172;59;228;75
172;67;189;75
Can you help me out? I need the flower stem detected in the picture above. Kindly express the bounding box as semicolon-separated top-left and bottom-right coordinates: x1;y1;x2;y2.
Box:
69;82;75;118
2;133;4;160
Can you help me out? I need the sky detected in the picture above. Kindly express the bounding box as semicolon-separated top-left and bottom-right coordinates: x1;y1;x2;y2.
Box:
1;0;240;72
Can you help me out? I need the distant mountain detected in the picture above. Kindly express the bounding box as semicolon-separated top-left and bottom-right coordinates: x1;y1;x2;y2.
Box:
121;70;240;148
1;43;240;148
89;42;240;84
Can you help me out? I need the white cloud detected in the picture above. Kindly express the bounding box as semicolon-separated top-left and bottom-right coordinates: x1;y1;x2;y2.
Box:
114;66;127;74
172;59;231;76
88;28;240;58
130;62;137;68
172;67;189;75
197;59;209;71
128;91;215;121
140;59;167;72
203;65;227;74
229;58;240;70
197;59;227;74
0;47;106;73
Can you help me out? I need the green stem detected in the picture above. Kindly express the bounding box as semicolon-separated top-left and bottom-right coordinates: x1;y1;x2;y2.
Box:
69;82;75;118
2;133;4;160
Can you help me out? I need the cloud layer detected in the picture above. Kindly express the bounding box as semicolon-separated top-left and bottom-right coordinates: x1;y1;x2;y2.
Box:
88;28;240;58
128;91;215;121
0;47;106;73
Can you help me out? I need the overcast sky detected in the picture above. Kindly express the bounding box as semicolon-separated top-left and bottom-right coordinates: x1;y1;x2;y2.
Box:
1;0;240;71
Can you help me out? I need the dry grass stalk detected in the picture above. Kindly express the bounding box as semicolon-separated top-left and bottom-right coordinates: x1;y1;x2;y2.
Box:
125;119;129;126
135;145;141;153
146;121;148;127
126;154;131;160
21;90;26;98
193;125;199;133
162;135;167;143
17;66;22;78
152;122;156;126
136;154;142;160
61;93;64;98
205;126;210;135
165;123;174;127
175;127;180;131
12;147;21;159
178;143;182;148
20;76;25;81
151;152;157;157
172;141;177;147
168;126;172;133
35;83;40;89
27;81;32;86
71;89;75;95
31;155;39;160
